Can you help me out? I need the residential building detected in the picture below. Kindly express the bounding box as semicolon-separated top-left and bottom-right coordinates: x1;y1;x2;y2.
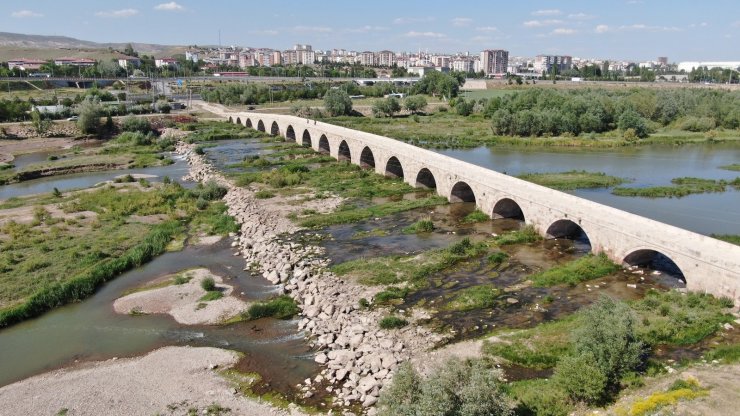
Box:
376;50;395;67
480;49;509;76
155;58;178;68
185;51;199;63
677;61;740;72
117;56;141;69
7;59;47;71
359;51;375;66
534;55;572;74
54;57;96;67
452;58;474;73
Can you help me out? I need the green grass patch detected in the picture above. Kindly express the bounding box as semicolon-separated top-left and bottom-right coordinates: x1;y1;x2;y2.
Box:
199;290;223;302
374;286;409;304
528;253;620;287
444;284;501;311
244;295;298;320
254;189;275;199
483;316;578;369
517;170;627;190
704;344;740;363
462;210;489;223
711;234;740;245
298;196;446;227
613;176;733;198
379;316;408;329
492;225;542;245
402;219;435;234
487;251;509;267
719;163;740;172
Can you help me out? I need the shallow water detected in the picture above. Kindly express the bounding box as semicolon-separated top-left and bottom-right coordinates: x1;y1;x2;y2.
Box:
437;144;740;235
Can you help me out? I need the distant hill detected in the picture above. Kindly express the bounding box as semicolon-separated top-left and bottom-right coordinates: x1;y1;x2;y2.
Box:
0;32;190;59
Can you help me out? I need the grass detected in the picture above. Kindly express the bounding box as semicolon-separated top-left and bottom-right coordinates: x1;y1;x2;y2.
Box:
244;295;298;320
374;286;409;304
719;163;740;172
379;316;409;329
612;176;735;198
528;253;621;287
444;284;501;311
483;316;578;369
461;210;489;223
704;344;740;363
299;196;446;228
332;237;489;287
712;234;740;245
492;225;542;245
199;291;223;302
402;218;435;234
623;377;708;416
517;170;628;190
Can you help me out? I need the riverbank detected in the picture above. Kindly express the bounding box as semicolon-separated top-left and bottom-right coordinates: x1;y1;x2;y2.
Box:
177;139;446;410
0;346;305;416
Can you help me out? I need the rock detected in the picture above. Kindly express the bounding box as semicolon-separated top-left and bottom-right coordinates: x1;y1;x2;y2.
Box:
314;353;328;364
350;333;364;349
506;298;519;304
362;395;378;407
358;375;379;393
627;284;637;289
305;306;320;318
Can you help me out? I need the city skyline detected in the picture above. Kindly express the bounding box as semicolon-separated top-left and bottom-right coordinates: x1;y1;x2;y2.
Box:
1;0;739;61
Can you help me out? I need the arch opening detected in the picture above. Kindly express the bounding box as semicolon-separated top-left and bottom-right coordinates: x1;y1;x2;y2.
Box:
302;130;312;147
338;140;351;162
235;117;241;125
270;121;280;136
623;249;685;282
360;146;376;169
318;135;330;154
546;219;591;251
450;181;476;203
257;120;266;132
229;116;233;123
286;125;296;142
385;156;404;179
415;168;437;189
246;118;253;128
492;198;525;221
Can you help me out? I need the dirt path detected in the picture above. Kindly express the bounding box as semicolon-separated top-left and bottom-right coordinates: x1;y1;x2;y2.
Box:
0;346;306;416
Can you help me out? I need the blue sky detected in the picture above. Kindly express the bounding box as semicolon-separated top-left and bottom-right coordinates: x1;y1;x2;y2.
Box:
1;0;739;61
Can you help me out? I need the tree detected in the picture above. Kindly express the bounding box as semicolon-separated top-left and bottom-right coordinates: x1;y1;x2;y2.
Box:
618;109;649;138
403;95;428;114
323;88;353;116
30;109;51;135
372;96;401;117
77;97;102;134
123;43;138;58
552;353;608;404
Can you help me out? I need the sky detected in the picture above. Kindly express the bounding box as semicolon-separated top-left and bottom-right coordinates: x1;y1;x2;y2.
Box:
1;0;739;61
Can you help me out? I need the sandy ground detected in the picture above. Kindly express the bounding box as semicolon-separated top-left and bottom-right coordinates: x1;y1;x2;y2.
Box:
0;136;94;163
0;203;98;227
0;346;306;416
113;268;248;325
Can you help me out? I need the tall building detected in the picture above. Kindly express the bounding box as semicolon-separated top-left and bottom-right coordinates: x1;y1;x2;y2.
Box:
658;56;668;66
376;50;395;67
534;55;572;74
359;51;375;66
480;49;509;76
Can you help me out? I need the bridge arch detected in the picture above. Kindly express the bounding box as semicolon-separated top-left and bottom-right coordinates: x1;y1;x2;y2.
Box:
302;130;312;147
385;156;404;179
546;219;591;249
318;135;330;154
492;198;525;221
257;120;266;132
338;140;351;162
623;249;686;282
360;146;376;169
246;118;253;128
415;168;437;189
235;117;240;125
229;116;233;123
286;125;296;141
450;181;476;203
270;121;280;136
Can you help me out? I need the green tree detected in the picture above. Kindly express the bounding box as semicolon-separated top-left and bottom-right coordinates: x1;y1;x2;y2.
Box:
552;353;608;404
617;109;649;138
30;109;51;134
77;97;102;135
372;96;401;117
404;95;428;114
323;88;353;116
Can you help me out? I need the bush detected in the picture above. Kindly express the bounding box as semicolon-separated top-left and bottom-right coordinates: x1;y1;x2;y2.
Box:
120;115;151;134
404;95;428;114
378;359;512;416
200;277;216;291
449;237;473;255
379;316;408;329
618;109;649;138
373;97;401;118
190;181;227;201
323;88;353;116
552;353;607;404
77;97;102;134
246;295;299;319
374;286;408;303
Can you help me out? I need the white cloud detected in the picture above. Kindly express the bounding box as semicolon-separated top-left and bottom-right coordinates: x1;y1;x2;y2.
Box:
595;23;681;33
568;12;595;20
470;35;492;42
293;26;333;33
523;19;563;27
154;2;184;11
11;10;43;18
595;24;610;33
250;29;278;36
346;25;389;33
95;9;138;18
393;16;434;24
405;31;446;38
688;22;708;28
552;28;577;35
476;26;498;32
451;17;472;27
532;9;562;16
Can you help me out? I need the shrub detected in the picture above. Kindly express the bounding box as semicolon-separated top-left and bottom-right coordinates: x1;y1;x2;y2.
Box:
552;353;608;404
194;146;205;155
449;237;473;255
618;109;649;138
200;277;216;291
246;295;299;319
372;97;401;118
120;115;151;134
404;95;428;114
323;88;353;116
358;297;370;309
379;316;408;329
254;190;275;199
378;359;512;416
77;97;102;134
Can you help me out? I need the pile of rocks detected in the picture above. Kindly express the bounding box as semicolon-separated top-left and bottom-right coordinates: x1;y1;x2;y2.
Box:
175;141;444;412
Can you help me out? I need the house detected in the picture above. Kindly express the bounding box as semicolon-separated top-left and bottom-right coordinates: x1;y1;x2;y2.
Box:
53;57;96;67
155;58;178;68
117;56;141;69
7;58;47;71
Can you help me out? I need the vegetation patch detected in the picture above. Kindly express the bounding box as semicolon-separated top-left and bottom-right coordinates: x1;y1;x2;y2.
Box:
492;225;542;245
244;295;298;320
299;197;446;228
612;176;735;198
379;316;408;329
402;219;435;234
444;285;501;311
719;163;740;172
712;234;740;246
461;210;489;223
199;291;224;302
528;253;620;287
484;317;577;369
517;170;627;190
623;377;708;416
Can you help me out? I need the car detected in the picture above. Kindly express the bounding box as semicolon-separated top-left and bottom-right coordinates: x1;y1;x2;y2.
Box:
66;116;79;121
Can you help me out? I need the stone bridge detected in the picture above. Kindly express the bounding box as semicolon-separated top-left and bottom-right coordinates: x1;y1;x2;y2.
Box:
226;112;740;304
